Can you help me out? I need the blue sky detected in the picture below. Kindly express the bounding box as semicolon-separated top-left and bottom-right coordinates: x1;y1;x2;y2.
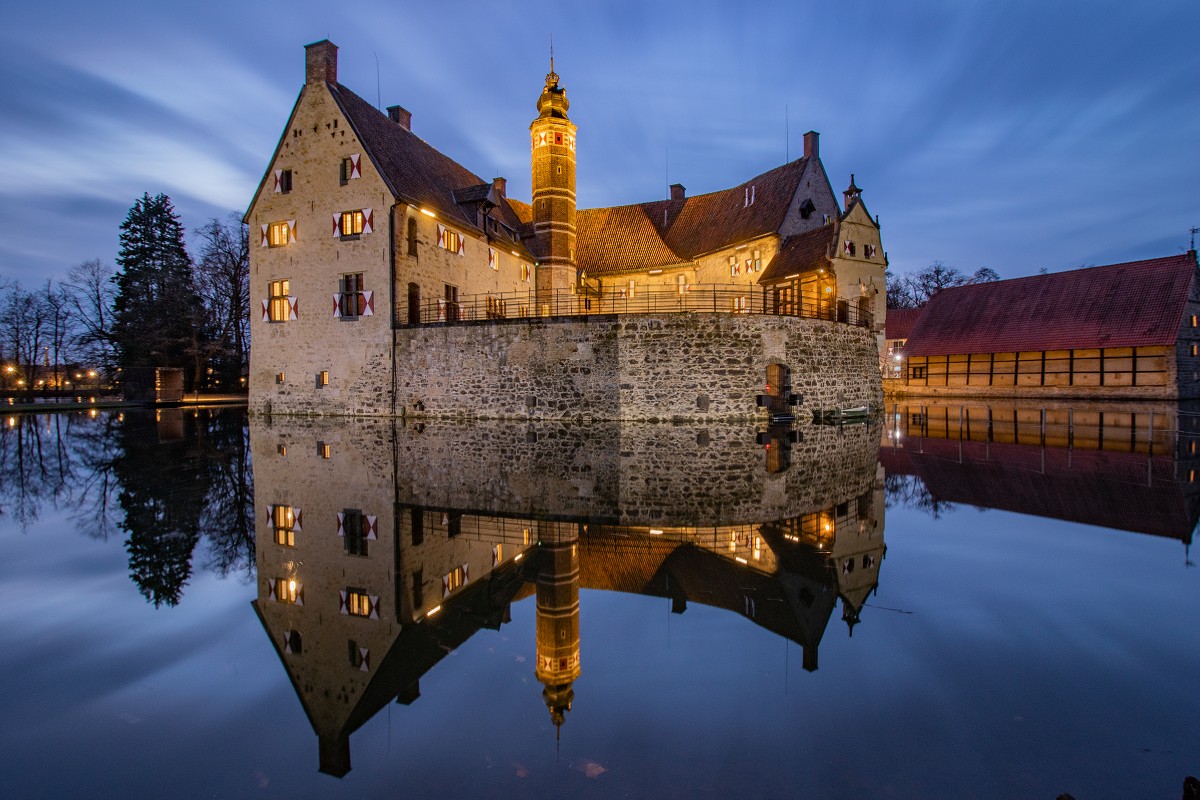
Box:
1;0;1197;286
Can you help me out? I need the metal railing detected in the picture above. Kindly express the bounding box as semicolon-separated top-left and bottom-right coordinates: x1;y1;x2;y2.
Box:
402;285;874;328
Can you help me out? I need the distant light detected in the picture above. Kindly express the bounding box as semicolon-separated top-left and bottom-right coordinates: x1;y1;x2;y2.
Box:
6;417;15;428
649;528;663;535
87;370;97;378
893;354;902;362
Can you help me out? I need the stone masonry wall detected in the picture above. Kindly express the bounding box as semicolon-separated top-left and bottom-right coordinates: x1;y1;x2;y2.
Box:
395;313;882;421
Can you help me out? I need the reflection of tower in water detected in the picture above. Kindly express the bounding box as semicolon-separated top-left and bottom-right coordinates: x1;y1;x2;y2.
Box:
535;521;581;736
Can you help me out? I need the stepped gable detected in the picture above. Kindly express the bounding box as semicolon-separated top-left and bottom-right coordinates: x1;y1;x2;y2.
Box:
759;224;836;284
576;204;687;276
330;83;527;238
904;254;1198;357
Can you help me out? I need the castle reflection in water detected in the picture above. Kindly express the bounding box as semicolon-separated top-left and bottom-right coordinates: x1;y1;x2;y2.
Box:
250;416;885;776
251;400;1200;777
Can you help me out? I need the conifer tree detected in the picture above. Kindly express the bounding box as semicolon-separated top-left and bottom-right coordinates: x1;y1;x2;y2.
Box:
112;193;201;386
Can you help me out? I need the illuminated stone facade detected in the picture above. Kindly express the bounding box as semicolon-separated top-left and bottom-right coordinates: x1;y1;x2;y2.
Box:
246;41;887;419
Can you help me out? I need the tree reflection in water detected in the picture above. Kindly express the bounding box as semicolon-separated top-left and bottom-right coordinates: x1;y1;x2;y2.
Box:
0;407;254;606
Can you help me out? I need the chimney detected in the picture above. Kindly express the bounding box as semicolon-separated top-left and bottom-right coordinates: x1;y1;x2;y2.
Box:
305;40;338;86
387;105;412;131
670;183;686;202
491;177;507;200
803;130;819;159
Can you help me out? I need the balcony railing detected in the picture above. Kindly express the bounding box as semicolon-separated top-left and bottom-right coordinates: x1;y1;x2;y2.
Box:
402;285;874;329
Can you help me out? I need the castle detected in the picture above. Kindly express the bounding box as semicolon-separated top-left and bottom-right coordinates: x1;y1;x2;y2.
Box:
246;41;887;420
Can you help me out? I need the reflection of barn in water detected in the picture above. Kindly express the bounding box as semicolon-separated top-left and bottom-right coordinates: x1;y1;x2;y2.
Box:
250;416;883;776
881;401;1200;544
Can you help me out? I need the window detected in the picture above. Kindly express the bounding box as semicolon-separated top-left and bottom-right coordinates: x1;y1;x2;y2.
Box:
437;224;463;254
339;273;365;317
410;508;424;545
273;504;298;546
277;444;287;456
520;263;530;282
318;441;331;459
317;370;329;387
283;630;302;654
442;564;468;598
489;247;498;270
752;249;762;271
345;588;374;617
268;222;291;247
729;256;738;277
677;274;688;295
407;217;418;256
340;154;360;184
910;366;927;379
339;209;364;237
268;279;291;322
348;640;369;671
440;284;459;322
412;569;423;608
1192;344;1198;357
865;244;877;258
731;296;747;313
486;296;507;319
843;240;856;256
274;169;293;194
275;371;286;384
627;280;636;298
341;509;368;557
492;543;503;566
272;577;302;604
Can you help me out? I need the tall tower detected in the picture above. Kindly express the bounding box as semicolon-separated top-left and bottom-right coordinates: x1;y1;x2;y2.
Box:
530;54;578;312
534;521;581;738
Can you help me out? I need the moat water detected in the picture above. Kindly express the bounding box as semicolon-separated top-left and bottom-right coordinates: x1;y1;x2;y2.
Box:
0;404;1196;799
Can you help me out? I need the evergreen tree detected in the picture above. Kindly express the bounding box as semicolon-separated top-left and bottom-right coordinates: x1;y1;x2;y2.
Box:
112;194;201;386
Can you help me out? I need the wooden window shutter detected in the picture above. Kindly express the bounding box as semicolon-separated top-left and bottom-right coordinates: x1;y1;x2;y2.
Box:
287;296;299;321
489;247;497;269
349;154;361;179
361;290;374;317
293;509;303;532
261;300;270;322
287;220;296;243
260;224;269;248
332;213;341;237
339;590;348;614
336;511;345;536
332;293;342;318
436;224;446;249
457;235;465;256
368;595;380;620
273;169;283;193
362;208;373;234
267;578;277;602
366;515;377;540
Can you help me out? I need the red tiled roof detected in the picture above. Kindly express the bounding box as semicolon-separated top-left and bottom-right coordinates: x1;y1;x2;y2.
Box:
758;224;835;284
565;159;813;277
884;307;923;340
650;158;811;259
904;254;1198;356
331;83;527;238
577;205;687;275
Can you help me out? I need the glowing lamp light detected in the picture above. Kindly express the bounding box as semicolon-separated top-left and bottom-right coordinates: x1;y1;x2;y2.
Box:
734;556;748;565
649;529;663;536
420;208;437;218
514;553;523;562
426;604;443;618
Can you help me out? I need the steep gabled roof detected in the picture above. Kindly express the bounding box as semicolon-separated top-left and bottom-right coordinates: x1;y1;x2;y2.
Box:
537;158;814;276
758;224;836;284
647;158;812;259
884;307;923;340
576;204;688;275
904;254;1198;356
330;83;527;237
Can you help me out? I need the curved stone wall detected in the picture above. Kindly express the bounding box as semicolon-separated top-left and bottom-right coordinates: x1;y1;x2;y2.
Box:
395;313;881;421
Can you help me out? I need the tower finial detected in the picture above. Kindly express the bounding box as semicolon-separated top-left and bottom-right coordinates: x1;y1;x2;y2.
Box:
546;33;559;87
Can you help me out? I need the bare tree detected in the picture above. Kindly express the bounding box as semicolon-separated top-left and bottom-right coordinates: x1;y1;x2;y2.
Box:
1;282;48;399
41;280;74;399
194;214;250;389
63;258;117;379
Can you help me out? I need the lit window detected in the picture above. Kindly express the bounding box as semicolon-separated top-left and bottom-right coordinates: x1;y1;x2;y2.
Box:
1192;315;1198;328
339;210;364;237
520;263;530;282
627;280;636;298
275;371;285;384
442;564;468;598
277;444;287;456
492;543;503;566
273;577;301;604
318;370;329;387
1192;344;1198;357
752;249;762;271
437;224;463;254
318;441;331;459
345;588;374;617
268;221;291;247
268;279;291;322
272;504;298;546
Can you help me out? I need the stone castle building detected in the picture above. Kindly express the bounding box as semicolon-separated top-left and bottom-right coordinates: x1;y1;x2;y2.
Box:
246;41;887;419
